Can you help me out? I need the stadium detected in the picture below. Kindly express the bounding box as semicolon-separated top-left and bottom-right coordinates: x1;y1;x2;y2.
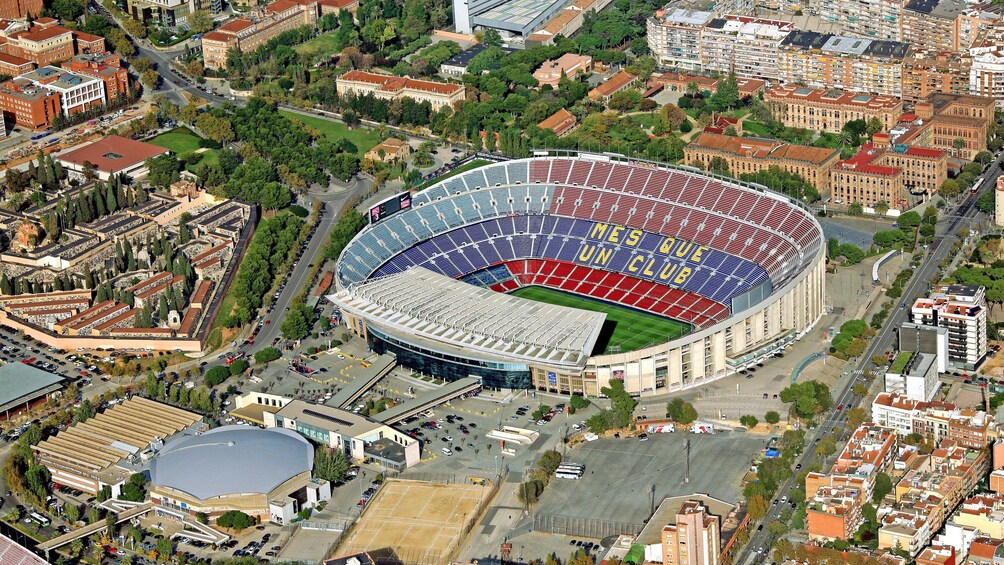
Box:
330;152;826;396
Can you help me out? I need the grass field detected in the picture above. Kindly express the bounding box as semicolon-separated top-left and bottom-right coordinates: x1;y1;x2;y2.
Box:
510;286;691;354
148;127;202;154
279;110;381;157
338;481;491;564
293;33;343;59
417;160;490;191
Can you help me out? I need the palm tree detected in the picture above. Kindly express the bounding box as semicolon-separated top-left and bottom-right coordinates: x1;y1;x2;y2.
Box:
685;81;699;98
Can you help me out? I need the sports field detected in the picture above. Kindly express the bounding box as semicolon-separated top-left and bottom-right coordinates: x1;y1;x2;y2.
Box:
510;286;691;354
338;480;491;564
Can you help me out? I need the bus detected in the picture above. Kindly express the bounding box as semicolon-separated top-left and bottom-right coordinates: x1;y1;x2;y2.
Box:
29;512;50;527
973;177;985;194
555;464;585;480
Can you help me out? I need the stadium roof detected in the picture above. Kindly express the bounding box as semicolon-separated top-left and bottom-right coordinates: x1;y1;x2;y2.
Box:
328;267;605;369
151;426;312;501
0;363;65;413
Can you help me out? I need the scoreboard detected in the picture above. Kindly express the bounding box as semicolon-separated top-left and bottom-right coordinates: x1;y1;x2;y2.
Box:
368;192;412;224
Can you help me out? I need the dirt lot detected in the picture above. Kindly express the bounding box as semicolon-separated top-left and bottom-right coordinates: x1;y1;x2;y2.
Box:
337;480;493;564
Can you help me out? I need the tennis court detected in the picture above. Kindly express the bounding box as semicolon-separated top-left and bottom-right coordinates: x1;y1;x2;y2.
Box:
337;480;492;564
510;286;691;354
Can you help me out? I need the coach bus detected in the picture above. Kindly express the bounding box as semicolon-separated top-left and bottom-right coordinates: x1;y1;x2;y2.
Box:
29;512;50;527
973;177;985;194
555;464;585;480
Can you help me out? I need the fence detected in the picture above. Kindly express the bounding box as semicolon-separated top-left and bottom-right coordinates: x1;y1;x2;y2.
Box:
532;513;643;540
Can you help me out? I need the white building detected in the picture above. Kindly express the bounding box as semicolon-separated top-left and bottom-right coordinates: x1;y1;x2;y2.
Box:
884;352;939;402
700;15;794;81
872;392;919;437
970;47;1004;106
20;66;105;117
816;0;905;41
646;8;714;70
996;171;1004;228
898;322;950;374
910;284;988;370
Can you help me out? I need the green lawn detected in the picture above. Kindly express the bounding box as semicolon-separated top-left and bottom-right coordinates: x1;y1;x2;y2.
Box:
148;127;202;154
294;33;344;59
279;110;381;157
629;112;659;129
417;159;489;191
510;286;691;355
742;120;771;138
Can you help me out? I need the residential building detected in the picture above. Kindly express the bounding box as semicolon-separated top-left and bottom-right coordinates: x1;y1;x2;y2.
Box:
899;322;950;373
885;351;939;401
532;54;593;88
966;537;1002;565
910;284;988;369
201;0;320;70
951;493;1004;540
0;77;59;129
763;85;904;134
805;474;867;540
915;546;957;565
957;5;1003;52
538;108;577;137
901;50;972;103
364;138;410;163
661;499;723;565
878;506;933;556
646;8;714;71
0;19;105;67
19;66;103;117
778;32;910;97
335;70;466;111
816;0;905;41
684;132;840;193
588;69;637;103
970;45;1004;105
0;0;43;19
871;392;993;448
125;0;223;28
62;53;130;102
902;0;968;53
700;15;793;81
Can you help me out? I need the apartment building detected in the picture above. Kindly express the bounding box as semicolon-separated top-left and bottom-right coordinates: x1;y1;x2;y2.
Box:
902;0;967;53
0;0;43;19
126;0;222;28
872;392;994;449
0;77;59;129
910;284;988;369
884;351;939;402
660;500;722;565
335;70;465;111
951;493;1004;539
0;19;105;67
805;474;867;540
646;8;714;71
901;50;972;103
19;66;104;117
683;132;839;192
764;85;903;134
879;507;933;557
700;15;793;80
816;0;905;41
970;41;1004;105
62;53;130;102
201;0;319;69
778;31;909;97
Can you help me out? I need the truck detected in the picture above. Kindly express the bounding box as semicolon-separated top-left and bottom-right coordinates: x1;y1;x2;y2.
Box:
691;421;716;434
647;423;675;433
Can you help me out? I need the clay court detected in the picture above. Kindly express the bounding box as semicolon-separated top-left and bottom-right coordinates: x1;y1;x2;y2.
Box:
339;480;493;563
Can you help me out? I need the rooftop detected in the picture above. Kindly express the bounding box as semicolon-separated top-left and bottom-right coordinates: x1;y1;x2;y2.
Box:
0;363;65;413
441;43;515;68
58;136;169;173
765;85;902;109
635;494;735;546
328;267;605;369
339;70;463;96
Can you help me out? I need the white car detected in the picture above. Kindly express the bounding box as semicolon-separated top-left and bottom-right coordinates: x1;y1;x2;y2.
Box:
444;435;453;442
441;447;452;456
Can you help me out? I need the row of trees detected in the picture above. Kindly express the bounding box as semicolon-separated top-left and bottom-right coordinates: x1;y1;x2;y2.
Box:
517;450;563;505
226;213;304;326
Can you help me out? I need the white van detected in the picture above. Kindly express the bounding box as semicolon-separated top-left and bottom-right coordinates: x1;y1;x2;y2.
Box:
441;447;453;456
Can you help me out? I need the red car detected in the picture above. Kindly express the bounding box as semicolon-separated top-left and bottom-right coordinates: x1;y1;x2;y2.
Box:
265;320;270;325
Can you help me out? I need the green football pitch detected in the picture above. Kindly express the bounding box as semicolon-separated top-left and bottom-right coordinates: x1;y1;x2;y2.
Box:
510;286;692;355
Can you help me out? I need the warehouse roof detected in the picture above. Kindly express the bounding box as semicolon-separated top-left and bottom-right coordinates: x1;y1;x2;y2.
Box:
0;363;65;413
151;427;311;500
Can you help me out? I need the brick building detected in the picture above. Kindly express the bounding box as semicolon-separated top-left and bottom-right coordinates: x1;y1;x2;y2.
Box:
0;19;105;68
683;132;839;193
829;137;947;209
0;77;59;129
764;85;904;134
201;0;319;69
0;0;43;19
62;53;130;101
335;70;465;111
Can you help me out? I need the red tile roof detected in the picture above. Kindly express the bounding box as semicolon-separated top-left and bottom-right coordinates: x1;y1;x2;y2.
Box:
538;108;576;133
266;0;298;12
71;30;104;43
58;135;169;173
836;144;901;176
201;31;230;42
905;146;945;158
0;52;31;66
218;17;254;33
589;69;637;99
340;70;463;96
13;25;71;42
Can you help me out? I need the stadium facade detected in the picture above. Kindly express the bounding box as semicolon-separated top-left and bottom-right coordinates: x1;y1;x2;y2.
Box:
331;153;826;397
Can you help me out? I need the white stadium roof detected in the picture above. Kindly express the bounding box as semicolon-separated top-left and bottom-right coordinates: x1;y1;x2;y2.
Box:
328;267;605;369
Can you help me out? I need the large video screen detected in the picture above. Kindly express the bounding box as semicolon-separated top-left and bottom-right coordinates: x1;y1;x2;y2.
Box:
368;192;412;224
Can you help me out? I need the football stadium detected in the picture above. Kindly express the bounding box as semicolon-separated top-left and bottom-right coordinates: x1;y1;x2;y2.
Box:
330;152;826;396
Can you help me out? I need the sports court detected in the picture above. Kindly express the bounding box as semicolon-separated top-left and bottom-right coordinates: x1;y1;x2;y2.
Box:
338;480;492;563
510;286;691;353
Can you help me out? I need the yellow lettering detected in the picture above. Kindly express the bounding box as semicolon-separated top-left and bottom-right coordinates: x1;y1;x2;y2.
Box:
659;263;678;280
628;255;644;273
643;259;656;277
674;267;692;284
595;248;613;266
625;229;642;247
691;245;709;263
578;245;595;263
659;237;676;254
608;225;624;243
675;242;694;258
590;223;609;239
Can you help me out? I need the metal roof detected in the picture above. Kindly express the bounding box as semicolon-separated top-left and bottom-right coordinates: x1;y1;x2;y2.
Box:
328;267;605;369
150;426;312;501
0;363;65;413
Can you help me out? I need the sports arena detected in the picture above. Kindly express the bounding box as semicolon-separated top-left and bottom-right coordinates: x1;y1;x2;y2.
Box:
330;153;825;396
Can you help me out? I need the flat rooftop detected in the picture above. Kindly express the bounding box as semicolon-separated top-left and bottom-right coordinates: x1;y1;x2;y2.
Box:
0;363;65;413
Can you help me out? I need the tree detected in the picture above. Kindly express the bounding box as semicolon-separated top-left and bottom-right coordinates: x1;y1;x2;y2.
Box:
204;365;230;387
764;410;780;425
140;69;160;90
189;10;214;34
216;510;255;530
228;359;249;376
666;398;698;425
145;154;181;189
255;347;281;364
313;446;350;483
866;117;884;136
779;381;832;419
538;450;563;475
847;202;864;216
74;398;95;423
748;493;768;521
897;210;922;228
281;302;314;340
874;201;890;215
739;415;758;428
119;473;147;502
710;74;739;110
873;472;893;502
482;28;503;46
845;407;868;429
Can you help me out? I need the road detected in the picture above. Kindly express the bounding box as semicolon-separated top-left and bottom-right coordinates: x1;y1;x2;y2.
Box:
740;156;1001;563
